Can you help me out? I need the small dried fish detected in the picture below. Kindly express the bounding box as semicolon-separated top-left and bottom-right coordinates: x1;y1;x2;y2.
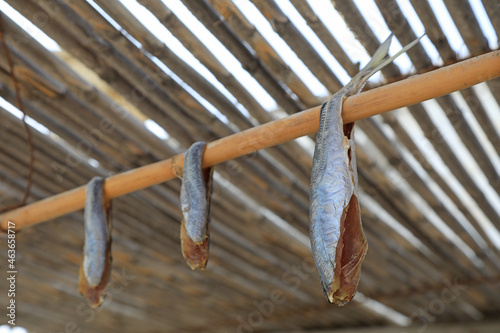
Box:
178;142;214;270
310;34;423;305
78;177;112;308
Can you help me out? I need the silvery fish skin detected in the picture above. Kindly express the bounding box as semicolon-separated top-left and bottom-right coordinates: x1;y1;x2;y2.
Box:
83;177;108;287
79;176;112;308
181;142;210;243
180;142;213;270
310;34;423;305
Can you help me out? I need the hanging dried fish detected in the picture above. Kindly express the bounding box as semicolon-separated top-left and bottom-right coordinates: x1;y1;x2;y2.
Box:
78;177;112;308
310;34;423;306
177;142;214;270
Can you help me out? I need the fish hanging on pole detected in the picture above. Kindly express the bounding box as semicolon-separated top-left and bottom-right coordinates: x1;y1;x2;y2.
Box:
78;177;112;308
174;142;214;270
309;33;423;306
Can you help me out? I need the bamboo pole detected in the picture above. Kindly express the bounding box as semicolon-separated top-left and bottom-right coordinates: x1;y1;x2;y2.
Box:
2;50;500;231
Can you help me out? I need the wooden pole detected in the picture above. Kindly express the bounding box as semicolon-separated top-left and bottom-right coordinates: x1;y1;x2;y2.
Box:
2;50;500;231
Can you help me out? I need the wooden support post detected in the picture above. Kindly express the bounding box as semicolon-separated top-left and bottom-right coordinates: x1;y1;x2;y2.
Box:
1;50;500;231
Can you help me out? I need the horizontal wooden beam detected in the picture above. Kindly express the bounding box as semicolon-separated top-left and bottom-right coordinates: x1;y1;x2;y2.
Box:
1;49;500;231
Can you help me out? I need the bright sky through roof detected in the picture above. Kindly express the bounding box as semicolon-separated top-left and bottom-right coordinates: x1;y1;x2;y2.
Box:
307;0;369;65
0;0;497;163
122;0;278;111
275;0;351;86
469;0;499;50
1;0;497;112
144;119;169;140
426;0;470;58
0;0;498;193
0;97;50;135
395;0;441;65
0;0;59;51
0;325;27;333
352;0;414;73
0;0;497;150
232;0;330;93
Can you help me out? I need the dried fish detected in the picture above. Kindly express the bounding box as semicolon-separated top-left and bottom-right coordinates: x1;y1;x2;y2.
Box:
78;177;112;308
310;34;423;305
178;142;214;270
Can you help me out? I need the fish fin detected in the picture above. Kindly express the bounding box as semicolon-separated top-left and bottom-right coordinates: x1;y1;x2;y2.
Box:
368;33;425;76
181;216;209;270
348;33;425;93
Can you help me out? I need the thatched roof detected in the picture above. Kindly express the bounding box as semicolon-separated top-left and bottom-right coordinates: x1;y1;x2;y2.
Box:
0;0;500;332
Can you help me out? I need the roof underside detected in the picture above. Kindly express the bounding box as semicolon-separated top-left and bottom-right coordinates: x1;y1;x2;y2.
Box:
1;0;500;332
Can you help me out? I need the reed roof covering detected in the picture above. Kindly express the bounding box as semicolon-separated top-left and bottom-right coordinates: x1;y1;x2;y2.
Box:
0;0;500;332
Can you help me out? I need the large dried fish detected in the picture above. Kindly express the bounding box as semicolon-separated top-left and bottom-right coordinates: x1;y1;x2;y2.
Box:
178;142;214;270
78;177;112;308
310;34;423;305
